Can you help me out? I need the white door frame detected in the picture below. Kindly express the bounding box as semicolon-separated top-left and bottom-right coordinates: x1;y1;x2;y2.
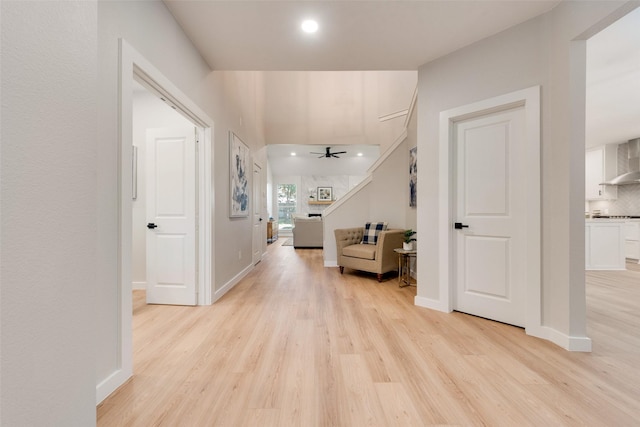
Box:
252;162;263;265
97;38;214;404
438;86;542;337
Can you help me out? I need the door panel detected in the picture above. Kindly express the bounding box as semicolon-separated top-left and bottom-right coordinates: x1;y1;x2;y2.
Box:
464;125;508;216
464;236;509;299
146;127;197;306
454;107;525;327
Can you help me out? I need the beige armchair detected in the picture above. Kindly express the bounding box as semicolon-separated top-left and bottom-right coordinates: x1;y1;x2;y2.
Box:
334;227;404;281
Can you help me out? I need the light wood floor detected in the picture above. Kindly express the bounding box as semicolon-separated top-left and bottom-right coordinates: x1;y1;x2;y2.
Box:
97;241;640;426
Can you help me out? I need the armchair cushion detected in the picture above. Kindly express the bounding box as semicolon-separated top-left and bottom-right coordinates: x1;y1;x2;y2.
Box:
343;244;377;260
362;221;388;245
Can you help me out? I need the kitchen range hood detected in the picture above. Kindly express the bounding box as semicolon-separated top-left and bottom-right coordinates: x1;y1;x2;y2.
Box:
602;138;640;185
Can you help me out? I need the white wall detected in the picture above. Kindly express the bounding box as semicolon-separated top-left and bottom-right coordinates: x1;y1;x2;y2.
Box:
1;1;97;424
263;71;416;152
209;71;267;293
131;89;195;286
97;0;267;405
416;1;630;345
585;7;640;148
406;101;418;232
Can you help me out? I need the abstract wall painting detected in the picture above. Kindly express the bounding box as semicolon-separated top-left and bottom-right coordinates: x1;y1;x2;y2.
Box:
409;146;417;208
230;132;250;217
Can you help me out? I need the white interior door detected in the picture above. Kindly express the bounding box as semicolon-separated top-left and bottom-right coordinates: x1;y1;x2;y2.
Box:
253;163;263;265
454;107;526;327
146;127;197;306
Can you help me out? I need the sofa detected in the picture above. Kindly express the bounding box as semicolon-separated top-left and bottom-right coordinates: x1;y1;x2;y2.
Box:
292;216;323;248
334;226;404;281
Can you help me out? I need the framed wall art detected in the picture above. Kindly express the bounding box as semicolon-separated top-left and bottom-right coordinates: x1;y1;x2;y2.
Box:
317;186;333;201
229;132;250;217
409;146;417;208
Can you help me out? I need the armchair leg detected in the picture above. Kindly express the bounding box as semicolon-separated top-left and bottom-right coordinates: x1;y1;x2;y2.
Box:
339;266;344;274
377;273;382;282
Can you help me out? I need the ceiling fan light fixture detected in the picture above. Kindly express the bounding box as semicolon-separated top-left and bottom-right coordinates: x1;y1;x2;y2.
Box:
309;146;347;158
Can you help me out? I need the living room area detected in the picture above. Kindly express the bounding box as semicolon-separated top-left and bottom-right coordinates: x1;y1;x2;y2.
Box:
267;143;380;248
263;71;418;255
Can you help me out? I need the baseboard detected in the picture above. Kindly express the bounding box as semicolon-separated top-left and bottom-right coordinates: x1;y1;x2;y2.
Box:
324;260;338;268
132;281;146;290
530;326;592;352
414;296;451;313
212;263;253;303
96;367;132;405
413;297;593;353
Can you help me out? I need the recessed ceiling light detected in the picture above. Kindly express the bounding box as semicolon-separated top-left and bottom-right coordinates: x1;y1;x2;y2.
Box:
301;19;319;34
291;152;296;156
357;152;363;157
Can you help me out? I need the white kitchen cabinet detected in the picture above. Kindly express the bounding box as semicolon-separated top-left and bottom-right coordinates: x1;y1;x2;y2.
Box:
624;221;640;261
585;145;618;200
585;220;626;270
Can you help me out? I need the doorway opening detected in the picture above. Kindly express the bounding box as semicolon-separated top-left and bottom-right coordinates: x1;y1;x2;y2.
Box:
582;5;640;357
131;80;199;304
97;39;214;405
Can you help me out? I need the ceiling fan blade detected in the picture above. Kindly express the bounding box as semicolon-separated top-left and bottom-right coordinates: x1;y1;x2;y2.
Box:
333;151;347;155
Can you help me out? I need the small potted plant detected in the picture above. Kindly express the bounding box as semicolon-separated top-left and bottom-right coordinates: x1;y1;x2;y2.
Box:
403;229;417;250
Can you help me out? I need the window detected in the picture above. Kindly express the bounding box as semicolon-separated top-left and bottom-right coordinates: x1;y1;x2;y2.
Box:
277;184;296;231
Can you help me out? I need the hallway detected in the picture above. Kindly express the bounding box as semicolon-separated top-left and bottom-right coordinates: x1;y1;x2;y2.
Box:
97;240;640;426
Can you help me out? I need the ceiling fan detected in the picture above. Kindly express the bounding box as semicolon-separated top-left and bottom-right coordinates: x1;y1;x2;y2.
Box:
311;146;347;158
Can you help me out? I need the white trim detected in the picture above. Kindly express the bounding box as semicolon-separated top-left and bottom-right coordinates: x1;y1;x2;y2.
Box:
95;370;128;405
437;86;542;336
414;296;451;313
99;39;215;405
212;263;253;303
324;261;339;268
404;86;418;129
199;127;213;305
536;326;593;352
132;281;146;290
379;109;409;122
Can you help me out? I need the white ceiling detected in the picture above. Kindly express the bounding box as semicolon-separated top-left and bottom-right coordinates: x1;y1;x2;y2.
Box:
267;144;379;176
586;7;640;148
160;1;639;154
163;0;560;71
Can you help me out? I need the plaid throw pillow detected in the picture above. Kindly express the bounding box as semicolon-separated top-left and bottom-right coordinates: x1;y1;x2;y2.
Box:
361;222;388;245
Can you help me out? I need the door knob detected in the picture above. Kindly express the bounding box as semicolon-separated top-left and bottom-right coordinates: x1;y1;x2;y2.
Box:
454;222;469;229
147;223;158;229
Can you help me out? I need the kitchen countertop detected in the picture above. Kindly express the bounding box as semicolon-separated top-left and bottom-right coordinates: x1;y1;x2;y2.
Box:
586;218;627;222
